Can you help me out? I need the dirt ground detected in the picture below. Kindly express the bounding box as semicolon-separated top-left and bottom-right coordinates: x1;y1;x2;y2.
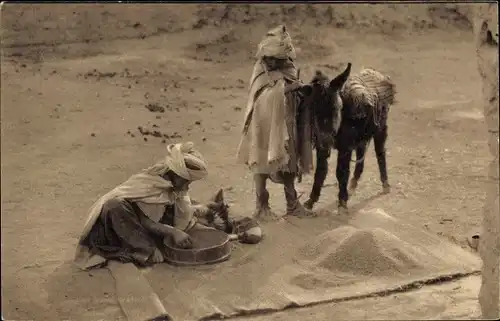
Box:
1;3;491;320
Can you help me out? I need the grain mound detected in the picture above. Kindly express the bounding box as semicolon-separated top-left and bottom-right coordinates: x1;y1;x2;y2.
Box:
298;227;425;277
297;226;358;262
318;228;424;276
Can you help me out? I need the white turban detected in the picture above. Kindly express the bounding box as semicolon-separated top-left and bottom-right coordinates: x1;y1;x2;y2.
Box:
256;24;297;60
144;142;208;181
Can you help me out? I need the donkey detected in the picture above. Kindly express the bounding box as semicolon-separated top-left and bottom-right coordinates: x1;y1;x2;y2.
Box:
303;67;396;211
192;189;262;244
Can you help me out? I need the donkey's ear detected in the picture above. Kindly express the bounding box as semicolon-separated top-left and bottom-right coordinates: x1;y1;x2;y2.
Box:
298;84;313;96
329;62;352;89
211;188;225;203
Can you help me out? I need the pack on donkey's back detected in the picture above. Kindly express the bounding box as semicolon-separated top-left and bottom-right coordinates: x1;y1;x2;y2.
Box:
303;66;396;212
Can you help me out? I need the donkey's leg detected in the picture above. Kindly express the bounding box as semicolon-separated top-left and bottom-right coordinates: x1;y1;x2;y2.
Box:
253;174;279;221
374;125;390;194
304;147;331;210
283;171;314;217
349;141;368;194
336;148;352;210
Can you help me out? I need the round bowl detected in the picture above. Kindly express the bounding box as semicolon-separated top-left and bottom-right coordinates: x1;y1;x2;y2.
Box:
163;229;231;266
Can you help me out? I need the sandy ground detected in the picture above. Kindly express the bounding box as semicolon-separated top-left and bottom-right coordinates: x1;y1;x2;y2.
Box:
0;3;491;320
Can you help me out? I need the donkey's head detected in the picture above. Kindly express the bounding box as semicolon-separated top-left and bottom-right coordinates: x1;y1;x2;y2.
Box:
298;63;352;149
199;188;233;233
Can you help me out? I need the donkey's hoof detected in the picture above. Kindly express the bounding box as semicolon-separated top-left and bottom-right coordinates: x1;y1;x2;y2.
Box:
338;200;348;215
337;206;349;215
303;199;315;210
382;183;391;194
348;180;358;194
338;206;349;215
253;207;281;222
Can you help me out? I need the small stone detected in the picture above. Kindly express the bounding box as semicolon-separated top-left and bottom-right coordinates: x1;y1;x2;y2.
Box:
161;139;166;144
90;133;96;137
222;122;231;131
143;137;148;142
195;120;201;125
145;103;165;113
202;137;207;142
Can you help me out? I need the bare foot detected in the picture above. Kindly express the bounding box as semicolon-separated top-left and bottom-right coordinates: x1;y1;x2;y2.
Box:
149;248;164;264
303;198;315;210
382;181;391;194
253;206;282;222
287;202;316;218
